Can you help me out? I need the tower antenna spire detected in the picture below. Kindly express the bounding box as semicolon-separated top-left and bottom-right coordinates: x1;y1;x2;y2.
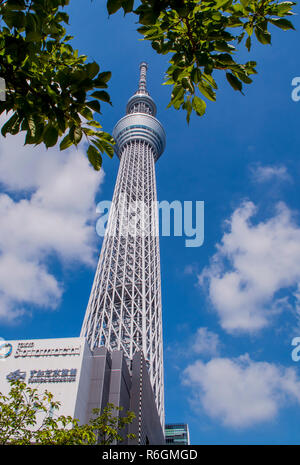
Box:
138;61;148;94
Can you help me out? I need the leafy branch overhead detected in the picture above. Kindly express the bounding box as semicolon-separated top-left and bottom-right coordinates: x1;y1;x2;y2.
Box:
0;0;296;170
108;0;296;123
0;0;114;170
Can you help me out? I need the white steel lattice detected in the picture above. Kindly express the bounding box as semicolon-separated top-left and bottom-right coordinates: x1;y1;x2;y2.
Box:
81;63;166;426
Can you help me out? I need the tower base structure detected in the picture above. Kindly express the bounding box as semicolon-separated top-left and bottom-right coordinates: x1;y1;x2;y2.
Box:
91;347;165;445
0;337;164;445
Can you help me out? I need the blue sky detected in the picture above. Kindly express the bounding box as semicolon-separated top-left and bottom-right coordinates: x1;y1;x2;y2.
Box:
1;0;300;445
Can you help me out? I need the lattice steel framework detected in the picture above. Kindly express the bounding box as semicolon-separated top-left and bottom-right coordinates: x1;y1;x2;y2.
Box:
81;63;166;425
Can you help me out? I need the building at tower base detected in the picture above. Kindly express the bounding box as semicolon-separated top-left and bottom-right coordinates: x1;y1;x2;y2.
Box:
90;347;164;445
0;337;164;445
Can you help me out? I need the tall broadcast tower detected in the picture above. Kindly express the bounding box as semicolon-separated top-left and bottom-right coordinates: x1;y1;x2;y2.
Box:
81;63;166;425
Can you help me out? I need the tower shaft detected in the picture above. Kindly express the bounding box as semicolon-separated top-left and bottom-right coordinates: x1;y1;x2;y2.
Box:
81;63;166;425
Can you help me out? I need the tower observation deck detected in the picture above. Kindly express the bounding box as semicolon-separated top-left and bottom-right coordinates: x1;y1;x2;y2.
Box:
81;63;166;426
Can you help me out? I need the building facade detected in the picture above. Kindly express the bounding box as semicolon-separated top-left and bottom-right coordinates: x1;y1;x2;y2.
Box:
0;337;164;444
81;62;166;427
165;424;190;445
0;337;93;424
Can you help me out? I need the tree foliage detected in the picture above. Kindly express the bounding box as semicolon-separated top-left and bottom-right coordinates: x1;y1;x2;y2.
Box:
109;0;296;123
0;379;135;445
0;0;114;171
0;0;296;168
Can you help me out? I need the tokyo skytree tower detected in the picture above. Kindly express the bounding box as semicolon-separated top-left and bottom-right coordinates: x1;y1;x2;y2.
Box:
81;63;166;424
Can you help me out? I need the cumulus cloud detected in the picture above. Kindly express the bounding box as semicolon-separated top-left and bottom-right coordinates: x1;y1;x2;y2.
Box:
183;354;300;428
199;201;300;333
250;163;291;183
0;128;104;322
192;327;220;357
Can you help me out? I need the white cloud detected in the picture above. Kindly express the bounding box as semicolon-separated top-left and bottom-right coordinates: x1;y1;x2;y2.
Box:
183;354;300;428
192;327;220;357
199;201;300;333
250;163;291;183
0;254;61;309
0;127;104;322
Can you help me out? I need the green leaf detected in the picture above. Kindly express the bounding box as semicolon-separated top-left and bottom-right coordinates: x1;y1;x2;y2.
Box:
43;125;59;148
169;85;185;109
5;1;26;11
181;77;194;93
246;36;251;51
99;131;115;144
3;10;25;28
1;113;19;137
107;0;123;15
191;68;202;84
203;73;218;90
215;41;236;53
56;12;69;25
87;145;102;170
236;72;252;84
121;0;134;14
97;72;111;83
276;1;295;17
86;100;101;113
245;22;253;36
255;27;271;45
86;62;100;79
192;96;206;116
80;107;94;121
53;108;66;133
139;9;159;25
226;73;243;93
88;120;102;128
82;127;98;136
216;0;232;8
27;116;36;137
214;53;236;66
93;137;114;158
60;134;73;151
101;140;114;158
198;82;216;102
184;99;192;124
212;11;222;21
70;126;82;145
240;0;250;8
25;31;42;42
91;91;111;104
228;17;244;27
93;72;111;88
269;18;295;30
